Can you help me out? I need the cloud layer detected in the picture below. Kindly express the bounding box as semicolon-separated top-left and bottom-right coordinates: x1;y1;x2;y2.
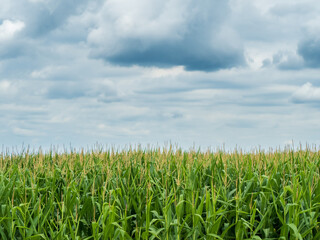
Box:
1;0;320;150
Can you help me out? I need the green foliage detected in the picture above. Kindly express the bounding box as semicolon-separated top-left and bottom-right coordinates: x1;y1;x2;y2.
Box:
0;146;320;239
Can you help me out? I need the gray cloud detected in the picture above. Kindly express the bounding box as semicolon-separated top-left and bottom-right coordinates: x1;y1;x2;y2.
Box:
270;3;313;17
261;38;320;70
46;82;86;99
298;38;320;68
88;0;245;71
105;42;244;71
269;51;305;70
0;0;98;61
0;41;28;59
18;0;92;37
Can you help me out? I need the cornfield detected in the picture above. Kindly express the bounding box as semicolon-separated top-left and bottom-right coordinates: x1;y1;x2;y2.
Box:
1;146;320;239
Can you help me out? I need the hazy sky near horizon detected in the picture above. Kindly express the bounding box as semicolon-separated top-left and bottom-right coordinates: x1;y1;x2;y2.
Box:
1;0;320;151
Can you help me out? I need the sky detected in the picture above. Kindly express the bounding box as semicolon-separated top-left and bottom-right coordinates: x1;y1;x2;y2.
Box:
1;0;320;151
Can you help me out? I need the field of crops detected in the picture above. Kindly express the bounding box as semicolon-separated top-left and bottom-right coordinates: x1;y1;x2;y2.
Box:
0;146;320;239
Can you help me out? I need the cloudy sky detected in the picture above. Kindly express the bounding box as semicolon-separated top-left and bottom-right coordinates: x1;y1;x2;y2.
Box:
1;0;320;151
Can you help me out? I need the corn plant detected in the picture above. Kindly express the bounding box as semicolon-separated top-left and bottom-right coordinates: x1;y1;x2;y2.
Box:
0;146;320;239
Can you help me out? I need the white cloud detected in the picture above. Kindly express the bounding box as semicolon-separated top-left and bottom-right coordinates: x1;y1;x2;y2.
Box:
145;66;185;78
292;82;320;102
12;127;42;137
31;66;66;79
0;80;11;91
0;80;18;97
88;0;189;46
0;20;25;41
